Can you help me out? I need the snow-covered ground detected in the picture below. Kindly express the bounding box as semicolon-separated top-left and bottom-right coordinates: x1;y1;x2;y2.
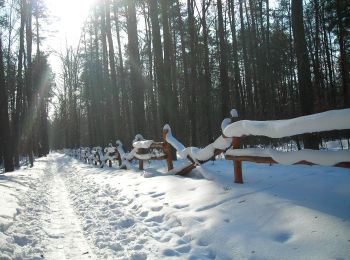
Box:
0;153;349;259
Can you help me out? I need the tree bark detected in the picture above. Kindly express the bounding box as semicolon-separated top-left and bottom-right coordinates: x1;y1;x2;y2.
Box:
105;0;120;137
126;0;145;133
217;0;230;118
291;0;314;115
0;34;14;172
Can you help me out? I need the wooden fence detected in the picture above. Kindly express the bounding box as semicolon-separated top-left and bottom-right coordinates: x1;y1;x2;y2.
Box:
65;108;350;183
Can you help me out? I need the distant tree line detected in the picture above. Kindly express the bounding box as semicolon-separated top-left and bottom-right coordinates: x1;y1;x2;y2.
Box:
50;0;350;152
0;0;53;172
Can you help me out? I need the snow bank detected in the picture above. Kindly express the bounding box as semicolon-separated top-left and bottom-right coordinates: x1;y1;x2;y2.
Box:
223;108;350;138
65;154;350;259
226;148;350;166
1;153;350;259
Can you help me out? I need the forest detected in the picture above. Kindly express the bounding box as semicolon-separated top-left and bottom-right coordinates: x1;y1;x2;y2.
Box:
0;0;349;172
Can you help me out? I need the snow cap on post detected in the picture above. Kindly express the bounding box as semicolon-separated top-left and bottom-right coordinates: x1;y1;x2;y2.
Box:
133;134;144;143
230;109;239;118
135;134;145;141
163;124;171;134
221;118;232;132
116;140;122;146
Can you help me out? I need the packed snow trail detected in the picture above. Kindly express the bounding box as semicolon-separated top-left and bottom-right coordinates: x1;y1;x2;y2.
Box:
42;162;94;259
1;154;95;259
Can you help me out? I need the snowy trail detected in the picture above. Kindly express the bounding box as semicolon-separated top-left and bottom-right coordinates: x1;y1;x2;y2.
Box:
42;161;95;259
1;153;349;259
1;154;96;259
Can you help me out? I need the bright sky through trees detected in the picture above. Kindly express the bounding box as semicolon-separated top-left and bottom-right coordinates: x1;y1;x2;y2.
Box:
45;0;95;74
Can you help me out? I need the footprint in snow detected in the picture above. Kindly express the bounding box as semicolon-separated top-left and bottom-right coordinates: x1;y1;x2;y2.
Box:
175;244;191;253
196;238;209;247
150;192;165;198
145;214;164;223
173;204;189;209
273;231;292;243
163;249;180;257
139;211;149;217
151;205;163;212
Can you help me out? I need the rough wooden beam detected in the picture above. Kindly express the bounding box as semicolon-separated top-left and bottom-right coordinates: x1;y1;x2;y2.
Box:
176;163;197;176
232;137;243;183
162;128;174;171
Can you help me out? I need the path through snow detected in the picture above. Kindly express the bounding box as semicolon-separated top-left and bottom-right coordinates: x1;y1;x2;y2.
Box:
1;153;350;259
1;155;95;259
42;161;94;259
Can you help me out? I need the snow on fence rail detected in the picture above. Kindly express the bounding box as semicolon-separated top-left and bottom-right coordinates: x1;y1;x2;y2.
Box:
163;109;238;175
121;133;173;171
65;108;349;184
65;133;173;171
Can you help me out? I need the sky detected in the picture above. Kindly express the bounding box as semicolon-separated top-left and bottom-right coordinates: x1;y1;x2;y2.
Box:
44;0;96;78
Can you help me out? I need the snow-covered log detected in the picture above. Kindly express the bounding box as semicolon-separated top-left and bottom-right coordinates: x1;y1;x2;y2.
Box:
223;108;350;138
163;117;233;164
163;111;237;175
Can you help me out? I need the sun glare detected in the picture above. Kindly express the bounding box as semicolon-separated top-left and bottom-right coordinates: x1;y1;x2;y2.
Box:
45;0;95;82
46;0;95;42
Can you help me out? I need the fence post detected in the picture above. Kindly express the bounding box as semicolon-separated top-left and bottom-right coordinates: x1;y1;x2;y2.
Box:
232;136;243;183
117;152;122;166
138;154;144;170
162;128;174;171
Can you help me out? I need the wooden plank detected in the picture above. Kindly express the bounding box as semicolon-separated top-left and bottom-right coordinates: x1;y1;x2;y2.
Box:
335;162;350;168
176;163;196;176
225;155;350;168
134;155;168;160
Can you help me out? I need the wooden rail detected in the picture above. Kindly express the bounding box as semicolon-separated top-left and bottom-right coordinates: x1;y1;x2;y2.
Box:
225;137;350;184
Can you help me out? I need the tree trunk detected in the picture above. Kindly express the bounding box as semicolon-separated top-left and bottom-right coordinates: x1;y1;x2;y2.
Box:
149;0;166;124
187;0;198;145
105;0;120;137
292;0;317;149
201;0;213;142
13;0;27;167
0;34;14;172
217;0;230;118
26;0;34;167
336;0;349;107
239;0;253;114
228;0;244;115
161;0;177;127
291;0;314;115
126;0;145;133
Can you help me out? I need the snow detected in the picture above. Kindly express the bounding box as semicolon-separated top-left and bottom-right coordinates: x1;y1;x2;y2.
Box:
230;109;239;118
133;140;154;149
1;153;349;259
226;148;350;166
164;119;232;162
223;108;350;138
